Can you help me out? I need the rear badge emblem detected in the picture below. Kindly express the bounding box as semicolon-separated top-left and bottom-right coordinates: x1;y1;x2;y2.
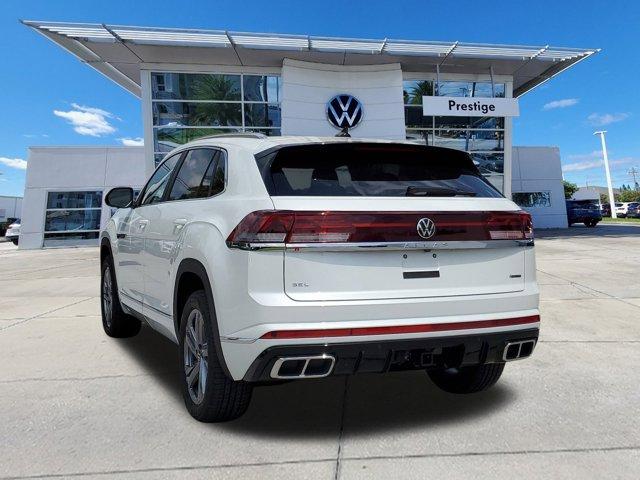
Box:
416;218;436;239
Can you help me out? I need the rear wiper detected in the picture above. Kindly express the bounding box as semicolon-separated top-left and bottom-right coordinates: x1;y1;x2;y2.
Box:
406;186;476;197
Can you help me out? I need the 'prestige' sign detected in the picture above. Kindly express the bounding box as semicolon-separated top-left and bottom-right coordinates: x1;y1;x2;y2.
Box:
422;96;519;117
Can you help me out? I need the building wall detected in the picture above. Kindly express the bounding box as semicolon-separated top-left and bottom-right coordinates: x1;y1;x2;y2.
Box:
511;146;568;228
20;147;146;249
280;59;406;139
0;196;22;222
140;63;513;194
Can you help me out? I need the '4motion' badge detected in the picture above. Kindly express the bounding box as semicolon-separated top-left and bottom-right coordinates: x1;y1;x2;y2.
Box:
416;217;436;239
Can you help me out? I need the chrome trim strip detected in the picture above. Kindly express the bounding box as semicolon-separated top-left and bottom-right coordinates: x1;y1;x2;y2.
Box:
228;239;534;251
503;339;537;361
270;354;336;379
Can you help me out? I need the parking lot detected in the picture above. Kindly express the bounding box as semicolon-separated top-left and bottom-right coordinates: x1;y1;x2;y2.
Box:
1;224;639;479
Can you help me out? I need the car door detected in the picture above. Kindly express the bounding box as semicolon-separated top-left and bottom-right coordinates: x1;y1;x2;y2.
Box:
124;153;183;315
143;148;224;332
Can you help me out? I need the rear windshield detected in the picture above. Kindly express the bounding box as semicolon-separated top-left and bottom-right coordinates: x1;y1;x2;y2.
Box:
256;143;501;198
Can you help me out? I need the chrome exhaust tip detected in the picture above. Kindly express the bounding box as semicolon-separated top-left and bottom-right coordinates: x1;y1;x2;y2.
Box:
503;339;536;361
270;354;336;379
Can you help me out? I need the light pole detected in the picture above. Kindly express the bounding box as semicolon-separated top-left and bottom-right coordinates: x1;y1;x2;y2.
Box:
593;130;617;219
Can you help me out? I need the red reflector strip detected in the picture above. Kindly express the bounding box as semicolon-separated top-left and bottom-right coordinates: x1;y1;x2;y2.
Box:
260;315;540;339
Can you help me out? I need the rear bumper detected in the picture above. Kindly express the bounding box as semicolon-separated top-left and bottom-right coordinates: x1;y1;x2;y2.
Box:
242;328;539;382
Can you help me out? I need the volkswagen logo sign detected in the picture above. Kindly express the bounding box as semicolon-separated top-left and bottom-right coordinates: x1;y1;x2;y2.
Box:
416;217;436;240
327;94;363;129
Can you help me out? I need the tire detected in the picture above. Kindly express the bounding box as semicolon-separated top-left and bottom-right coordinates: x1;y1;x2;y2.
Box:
101;255;141;338
179;290;252;422
427;363;505;394
11;238;18;245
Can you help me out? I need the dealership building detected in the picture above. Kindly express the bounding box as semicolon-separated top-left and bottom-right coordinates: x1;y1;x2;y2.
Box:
18;21;597;248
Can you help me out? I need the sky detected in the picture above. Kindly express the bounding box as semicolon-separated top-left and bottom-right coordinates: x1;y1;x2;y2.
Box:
1;0;639;196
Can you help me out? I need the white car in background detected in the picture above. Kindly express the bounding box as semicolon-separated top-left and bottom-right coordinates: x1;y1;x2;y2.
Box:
615;202;631;217
5;219;20;245
101;134;540;422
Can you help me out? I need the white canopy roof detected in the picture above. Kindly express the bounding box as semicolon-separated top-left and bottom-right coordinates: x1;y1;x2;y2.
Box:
23;20;598;98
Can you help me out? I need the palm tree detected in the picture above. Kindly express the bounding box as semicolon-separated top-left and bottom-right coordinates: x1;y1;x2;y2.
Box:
191;75;242;127
404;81;433;105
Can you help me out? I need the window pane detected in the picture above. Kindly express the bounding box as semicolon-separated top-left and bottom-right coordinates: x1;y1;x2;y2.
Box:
245;128;281;136
513;191;552;208
244;104;281;127
153;102;242;127
434;130;504;151
43;231;100;247
168;149;216;201
437;81;505;98
485;174;504;193
243;75;281;102
151;73;241;101
435;116;504;129
258;143;502;198
140;154;182;205
405;130;433;145
47;191;102;209
404;106;431;128
154;127;241;152
470;153;504;174
403;80;433;105
210;153;226;196
45;209;101;232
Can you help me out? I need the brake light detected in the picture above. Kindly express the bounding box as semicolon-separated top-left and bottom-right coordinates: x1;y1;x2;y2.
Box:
487;211;533;240
226;210;534;246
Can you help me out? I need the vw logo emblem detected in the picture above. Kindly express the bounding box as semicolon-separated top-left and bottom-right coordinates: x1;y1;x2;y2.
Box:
327;94;363;129
416;218;436;239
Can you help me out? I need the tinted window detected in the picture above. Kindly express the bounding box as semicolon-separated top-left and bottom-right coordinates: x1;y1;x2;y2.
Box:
140;154;181;205
257;144;501;198
168;149;217;201
210;152;226;196
47;191;102;209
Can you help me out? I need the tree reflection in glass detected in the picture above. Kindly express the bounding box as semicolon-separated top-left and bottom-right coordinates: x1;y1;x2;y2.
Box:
191;75;242;127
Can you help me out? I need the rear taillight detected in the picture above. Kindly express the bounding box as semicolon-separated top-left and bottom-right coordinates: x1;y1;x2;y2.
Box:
226;210;534;247
487;211;533;240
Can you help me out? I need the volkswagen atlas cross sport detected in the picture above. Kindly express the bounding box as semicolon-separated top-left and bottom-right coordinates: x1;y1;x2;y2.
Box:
101;134;539;422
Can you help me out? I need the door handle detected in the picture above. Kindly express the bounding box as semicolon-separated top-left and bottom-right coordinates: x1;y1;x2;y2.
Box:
173;218;187;233
138;219;148;232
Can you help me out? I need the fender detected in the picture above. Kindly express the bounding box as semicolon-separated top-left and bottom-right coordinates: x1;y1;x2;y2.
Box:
174;258;231;378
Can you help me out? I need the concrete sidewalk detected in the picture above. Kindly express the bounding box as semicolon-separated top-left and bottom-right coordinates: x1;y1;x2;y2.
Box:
1;224;639;479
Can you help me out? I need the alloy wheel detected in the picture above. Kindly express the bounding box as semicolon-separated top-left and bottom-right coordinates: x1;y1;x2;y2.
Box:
102;266;113;328
183;308;209;404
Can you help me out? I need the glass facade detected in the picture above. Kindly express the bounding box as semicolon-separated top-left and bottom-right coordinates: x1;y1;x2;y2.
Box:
404;79;507;191
512;191;552;208
43;191;103;247
151;73;281;161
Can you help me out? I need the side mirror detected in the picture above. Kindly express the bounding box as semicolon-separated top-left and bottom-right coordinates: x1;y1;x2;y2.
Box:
105;187;134;209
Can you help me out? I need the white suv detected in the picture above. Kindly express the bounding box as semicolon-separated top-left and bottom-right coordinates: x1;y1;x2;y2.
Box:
102;134;540;422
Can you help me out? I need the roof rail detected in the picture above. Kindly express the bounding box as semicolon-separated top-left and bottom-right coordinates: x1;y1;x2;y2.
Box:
196;132;268;141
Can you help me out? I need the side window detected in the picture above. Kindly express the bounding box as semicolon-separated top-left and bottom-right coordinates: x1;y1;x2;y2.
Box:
167;149;217;201
210;151;226;196
140;154;181;206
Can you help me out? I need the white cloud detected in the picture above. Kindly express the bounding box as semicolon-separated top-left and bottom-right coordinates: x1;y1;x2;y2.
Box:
587;112;630;126
543;98;579;110
0;157;28;170
567;150;604;162
119;137;144;146
53;103;116;137
562;156;632;172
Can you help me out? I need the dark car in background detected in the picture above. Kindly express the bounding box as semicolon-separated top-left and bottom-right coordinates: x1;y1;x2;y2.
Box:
627;203;640;218
601;203;611;217
566;200;602;227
